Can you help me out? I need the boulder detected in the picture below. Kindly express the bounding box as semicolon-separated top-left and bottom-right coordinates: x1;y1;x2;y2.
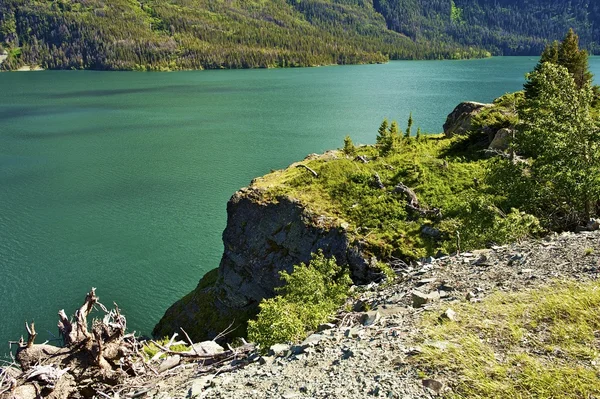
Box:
443;102;492;138
489;127;513;151
411;290;440;308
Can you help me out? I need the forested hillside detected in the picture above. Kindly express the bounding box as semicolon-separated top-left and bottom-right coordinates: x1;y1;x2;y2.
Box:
0;0;598;71
374;0;600;55
0;0;485;71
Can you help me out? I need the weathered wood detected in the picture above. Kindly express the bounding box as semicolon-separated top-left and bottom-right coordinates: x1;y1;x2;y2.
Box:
296;164;318;178
394;182;419;207
373;173;385;189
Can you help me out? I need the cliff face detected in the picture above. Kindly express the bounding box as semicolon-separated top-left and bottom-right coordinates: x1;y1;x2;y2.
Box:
153;186;370;341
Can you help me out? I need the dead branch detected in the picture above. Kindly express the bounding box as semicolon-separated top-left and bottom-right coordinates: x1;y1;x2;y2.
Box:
355;155;369;163
25;322;36;349
373;173;385;189
296;164;318;178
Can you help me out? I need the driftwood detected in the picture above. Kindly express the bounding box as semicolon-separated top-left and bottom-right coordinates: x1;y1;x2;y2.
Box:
394;182;442;219
355;155;369;164
296;164;318;178
373;173;385;189
394;182;419;207
3;288;257;399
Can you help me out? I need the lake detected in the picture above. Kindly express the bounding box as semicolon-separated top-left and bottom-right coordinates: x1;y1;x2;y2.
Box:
1;57;599;350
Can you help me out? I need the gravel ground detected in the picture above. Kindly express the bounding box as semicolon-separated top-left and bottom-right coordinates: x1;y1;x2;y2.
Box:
133;230;600;399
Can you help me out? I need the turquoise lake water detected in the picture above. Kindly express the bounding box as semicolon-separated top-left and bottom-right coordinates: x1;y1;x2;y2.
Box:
1;57;599;350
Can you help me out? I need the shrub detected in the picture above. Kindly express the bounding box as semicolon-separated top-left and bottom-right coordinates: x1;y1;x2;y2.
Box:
247;251;352;350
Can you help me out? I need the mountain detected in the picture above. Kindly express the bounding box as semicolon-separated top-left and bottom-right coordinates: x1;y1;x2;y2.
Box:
0;0;598;70
0;0;486;71
374;0;600;56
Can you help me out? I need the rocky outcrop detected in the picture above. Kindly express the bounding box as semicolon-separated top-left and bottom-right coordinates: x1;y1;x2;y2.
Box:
443;101;491;138
153;187;371;342
488;127;513;151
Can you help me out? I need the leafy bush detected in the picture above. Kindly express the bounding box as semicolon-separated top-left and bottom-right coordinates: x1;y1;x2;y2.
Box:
247;251;352;350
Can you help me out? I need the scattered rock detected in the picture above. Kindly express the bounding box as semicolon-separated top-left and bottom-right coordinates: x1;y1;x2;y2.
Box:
488;128;512;151
421;226;442;239
269;344;291;357
317;323;336;332
190;375;214;397
360;311;381;326
411;290;440;308
422;378;444;394
189;341;225;356
443;102;492;138
438;308;457;322
416;278;437;287
159;355;181;373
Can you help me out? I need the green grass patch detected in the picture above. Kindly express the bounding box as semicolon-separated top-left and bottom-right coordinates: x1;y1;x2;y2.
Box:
252;133;541;261
414;281;600;398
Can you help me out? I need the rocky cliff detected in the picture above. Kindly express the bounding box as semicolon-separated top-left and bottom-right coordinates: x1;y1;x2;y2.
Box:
153;180;372;341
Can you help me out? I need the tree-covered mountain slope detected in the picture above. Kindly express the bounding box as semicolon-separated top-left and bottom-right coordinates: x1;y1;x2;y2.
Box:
374;0;600;55
0;0;486;71
0;0;598;70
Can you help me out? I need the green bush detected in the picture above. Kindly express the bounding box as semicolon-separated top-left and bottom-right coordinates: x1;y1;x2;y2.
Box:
247;251;352;350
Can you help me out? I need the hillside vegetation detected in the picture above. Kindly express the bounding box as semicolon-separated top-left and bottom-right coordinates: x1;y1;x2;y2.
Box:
0;0;486;71
1;0;599;70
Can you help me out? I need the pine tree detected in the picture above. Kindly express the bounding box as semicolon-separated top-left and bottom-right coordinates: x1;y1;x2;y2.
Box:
525;29;593;99
379;120;401;156
416;127;422;140
343;135;356;156
493;62;600;227
405;113;413;138
376;119;389;146
558;29;592;89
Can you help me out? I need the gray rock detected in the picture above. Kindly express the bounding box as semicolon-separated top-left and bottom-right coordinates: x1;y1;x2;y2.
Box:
443;101;492;138
411;290;440;308
421;226;442;239
291;334;325;354
159;355;181;373
317;323;336;332
416;278;437;287
189;341;224;356
189;375;214;397
488;128;512;151
360;311;381;326
585;219;600;231
378;306;408;317
269;344;291;357
438;308;457;322
154;186;371;341
422;379;444;393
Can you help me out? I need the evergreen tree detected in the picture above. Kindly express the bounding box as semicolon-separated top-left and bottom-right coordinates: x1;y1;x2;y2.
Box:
492;62;600;228
557;29;592;89
416;127;422;140
379;120;401;156
376;119;389;146
405;112;413;138
525;29;593;99
343;135;356;156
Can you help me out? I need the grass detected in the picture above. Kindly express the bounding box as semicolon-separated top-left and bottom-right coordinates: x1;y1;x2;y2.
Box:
252;134;541;261
414;281;600;398
142;338;190;359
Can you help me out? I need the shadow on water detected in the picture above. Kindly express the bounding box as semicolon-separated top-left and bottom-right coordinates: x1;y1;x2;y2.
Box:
45;84;264;99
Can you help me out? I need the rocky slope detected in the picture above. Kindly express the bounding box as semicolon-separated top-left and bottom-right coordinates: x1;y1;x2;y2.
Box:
146;229;600;399
153;174;375;342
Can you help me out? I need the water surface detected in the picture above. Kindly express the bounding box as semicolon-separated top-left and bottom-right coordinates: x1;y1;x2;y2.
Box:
1;57;598;350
